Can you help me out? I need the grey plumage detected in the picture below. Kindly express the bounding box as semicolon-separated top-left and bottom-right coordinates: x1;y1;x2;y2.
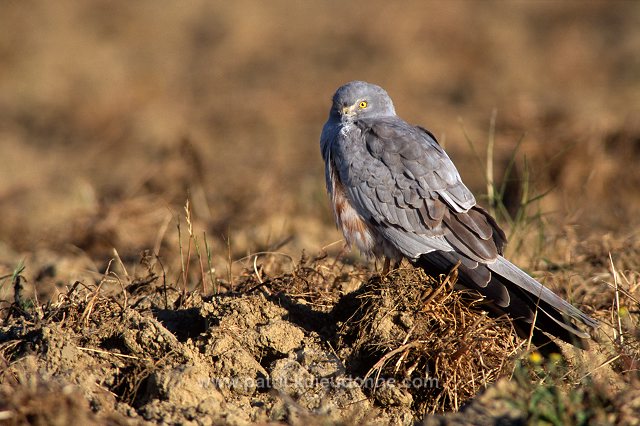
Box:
321;80;597;349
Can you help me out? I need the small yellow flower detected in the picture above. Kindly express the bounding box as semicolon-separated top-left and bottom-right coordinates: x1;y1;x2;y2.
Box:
529;351;543;364
549;353;562;364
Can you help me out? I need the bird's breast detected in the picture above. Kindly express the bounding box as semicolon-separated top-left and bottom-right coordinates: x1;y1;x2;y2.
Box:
328;158;376;257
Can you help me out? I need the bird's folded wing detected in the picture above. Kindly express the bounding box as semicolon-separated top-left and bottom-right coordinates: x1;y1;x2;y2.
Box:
332;116;505;262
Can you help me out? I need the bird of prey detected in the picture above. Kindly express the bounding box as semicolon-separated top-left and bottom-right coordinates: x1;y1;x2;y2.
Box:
320;80;597;350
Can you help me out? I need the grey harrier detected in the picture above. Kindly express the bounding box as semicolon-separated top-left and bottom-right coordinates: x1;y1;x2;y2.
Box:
321;80;597;349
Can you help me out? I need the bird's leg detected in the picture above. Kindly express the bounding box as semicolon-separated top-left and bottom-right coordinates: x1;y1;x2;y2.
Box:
382;258;402;276
382;257;391;276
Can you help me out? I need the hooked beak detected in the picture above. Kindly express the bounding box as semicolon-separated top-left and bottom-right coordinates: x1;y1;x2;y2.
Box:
341;104;357;117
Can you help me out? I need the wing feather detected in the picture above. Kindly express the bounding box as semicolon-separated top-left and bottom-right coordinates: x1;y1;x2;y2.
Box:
331;116;503;263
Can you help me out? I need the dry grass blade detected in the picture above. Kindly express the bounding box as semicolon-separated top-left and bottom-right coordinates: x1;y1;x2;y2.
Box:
421;262;459;307
364;341;422;390
80;279;104;325
76;346;143;360
609;253;624;346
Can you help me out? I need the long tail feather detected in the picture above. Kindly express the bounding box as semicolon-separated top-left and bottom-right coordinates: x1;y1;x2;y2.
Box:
414;252;597;350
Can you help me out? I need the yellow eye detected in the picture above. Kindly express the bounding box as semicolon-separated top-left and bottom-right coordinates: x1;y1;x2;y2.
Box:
358;101;368;109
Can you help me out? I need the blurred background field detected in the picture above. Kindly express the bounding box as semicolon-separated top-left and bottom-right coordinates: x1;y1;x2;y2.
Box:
0;0;639;301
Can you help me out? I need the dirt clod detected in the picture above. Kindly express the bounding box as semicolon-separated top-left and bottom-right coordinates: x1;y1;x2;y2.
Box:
337;269;520;413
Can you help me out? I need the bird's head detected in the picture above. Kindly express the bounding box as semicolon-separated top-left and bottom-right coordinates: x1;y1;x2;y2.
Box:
329;81;396;123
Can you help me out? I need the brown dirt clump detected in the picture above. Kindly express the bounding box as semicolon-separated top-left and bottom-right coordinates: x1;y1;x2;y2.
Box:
336;268;521;414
